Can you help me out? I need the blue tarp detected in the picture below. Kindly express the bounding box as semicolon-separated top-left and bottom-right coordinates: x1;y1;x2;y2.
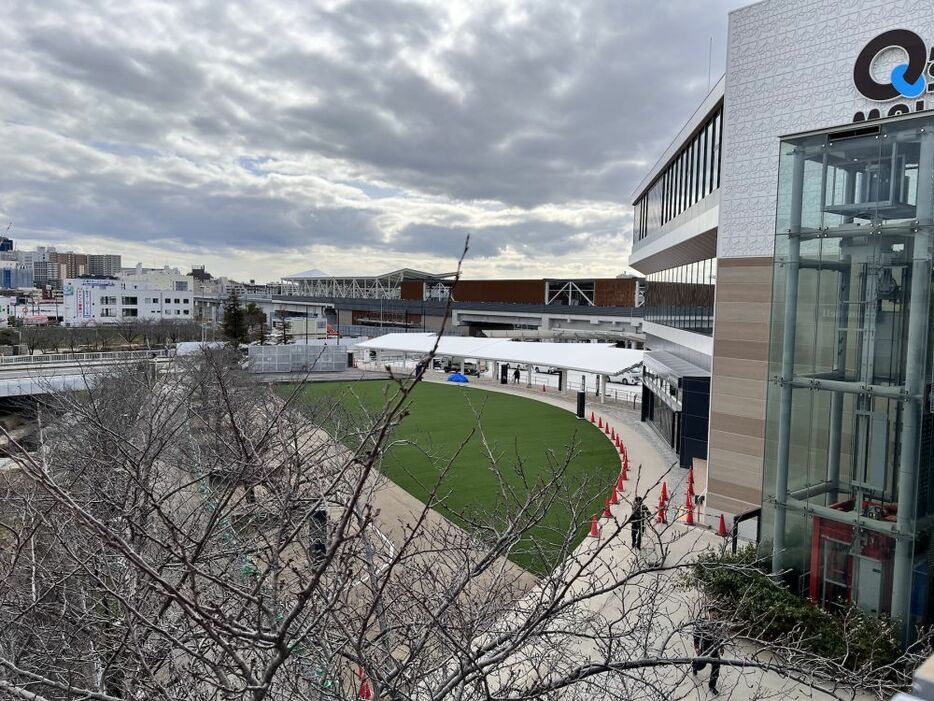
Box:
447;373;469;383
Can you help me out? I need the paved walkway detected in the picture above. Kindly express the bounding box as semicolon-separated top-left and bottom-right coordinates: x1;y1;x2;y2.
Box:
413;370;872;700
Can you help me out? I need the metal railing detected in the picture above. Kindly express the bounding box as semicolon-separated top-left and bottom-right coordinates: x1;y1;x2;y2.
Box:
367;358;642;407
0;349;170;367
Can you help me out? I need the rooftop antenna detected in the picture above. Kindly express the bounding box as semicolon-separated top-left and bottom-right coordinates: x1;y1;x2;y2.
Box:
707;36;713;92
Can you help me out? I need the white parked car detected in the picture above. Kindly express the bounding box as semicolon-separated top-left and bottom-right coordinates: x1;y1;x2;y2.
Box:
609;367;642;385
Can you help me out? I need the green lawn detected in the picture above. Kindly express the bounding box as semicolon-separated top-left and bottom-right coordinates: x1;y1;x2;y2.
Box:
278;380;620;574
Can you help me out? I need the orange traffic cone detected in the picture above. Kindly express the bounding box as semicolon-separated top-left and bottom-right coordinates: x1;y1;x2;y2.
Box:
616;473;625;492
602;498;612;518
590;412;596;423
660;481;668;503
589;514;600;537
688;465;695;489
718;513;728;538
657;503;667;524
611;427;616;440
685;492;694;526
597;417;603;430
610;487;619;505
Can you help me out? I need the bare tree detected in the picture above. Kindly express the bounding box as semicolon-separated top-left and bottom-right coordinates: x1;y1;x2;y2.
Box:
0;349;927;701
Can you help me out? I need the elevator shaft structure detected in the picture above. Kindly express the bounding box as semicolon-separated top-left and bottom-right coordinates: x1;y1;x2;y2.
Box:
767;117;934;643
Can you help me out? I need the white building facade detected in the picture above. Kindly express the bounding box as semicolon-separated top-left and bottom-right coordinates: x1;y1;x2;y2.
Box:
632;0;934;636
63;274;194;326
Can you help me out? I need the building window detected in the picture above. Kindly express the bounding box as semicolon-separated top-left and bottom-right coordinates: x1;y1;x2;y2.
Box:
122;296;137;305
121;308;138;317
644;258;716;335
101;296;117;305
633;103;723;242
100;308;116;318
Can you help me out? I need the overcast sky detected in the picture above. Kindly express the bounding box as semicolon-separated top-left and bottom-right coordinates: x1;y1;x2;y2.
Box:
0;0;744;282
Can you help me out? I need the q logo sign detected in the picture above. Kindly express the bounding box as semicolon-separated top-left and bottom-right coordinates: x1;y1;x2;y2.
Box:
853;29;933;122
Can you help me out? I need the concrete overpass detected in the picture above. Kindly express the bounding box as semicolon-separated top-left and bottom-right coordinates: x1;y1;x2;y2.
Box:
194;292;644;345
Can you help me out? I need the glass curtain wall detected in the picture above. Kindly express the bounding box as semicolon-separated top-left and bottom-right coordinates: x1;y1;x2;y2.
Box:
645;259;717;335
762;114;934;640
633;104;723;242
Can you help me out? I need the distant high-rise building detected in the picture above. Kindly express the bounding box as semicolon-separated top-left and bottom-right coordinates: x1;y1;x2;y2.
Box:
48;252;88;287
0;237;13;252
88;254;122;277
0;261;34;289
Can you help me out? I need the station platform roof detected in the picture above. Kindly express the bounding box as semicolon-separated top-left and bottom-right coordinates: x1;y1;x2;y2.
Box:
354;333;643;376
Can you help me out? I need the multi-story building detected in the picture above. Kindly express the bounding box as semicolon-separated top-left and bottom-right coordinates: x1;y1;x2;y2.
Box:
63;272;194;326
27;247;55;288
48;251;88;287
87;254;122;277
0;261;35;290
631;0;934;638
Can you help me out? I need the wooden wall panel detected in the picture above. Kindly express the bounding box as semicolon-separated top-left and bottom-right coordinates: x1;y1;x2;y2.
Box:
707;257;773;516
451;280;545;304
593;279;637;307
400;280;424;300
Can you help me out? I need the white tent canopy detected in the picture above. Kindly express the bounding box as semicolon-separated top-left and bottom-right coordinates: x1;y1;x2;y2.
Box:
355;333;643;376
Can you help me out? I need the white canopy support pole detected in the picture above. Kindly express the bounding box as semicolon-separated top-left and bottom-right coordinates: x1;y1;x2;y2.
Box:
600;375;607;404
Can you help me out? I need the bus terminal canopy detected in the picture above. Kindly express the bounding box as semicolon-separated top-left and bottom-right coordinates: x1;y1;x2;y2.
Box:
355;333;643;377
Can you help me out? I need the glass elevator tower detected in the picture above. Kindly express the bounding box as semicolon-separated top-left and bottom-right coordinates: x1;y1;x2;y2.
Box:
763;113;934;641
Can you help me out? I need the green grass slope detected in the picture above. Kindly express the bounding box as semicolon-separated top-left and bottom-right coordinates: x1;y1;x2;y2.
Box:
279;380;620;574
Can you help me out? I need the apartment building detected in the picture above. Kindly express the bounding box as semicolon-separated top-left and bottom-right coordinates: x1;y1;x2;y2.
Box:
631;0;934;637
87;254;122;277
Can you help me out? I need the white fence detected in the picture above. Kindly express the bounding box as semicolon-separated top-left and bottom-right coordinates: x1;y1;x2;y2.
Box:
248;345;351;374
0;349;170;366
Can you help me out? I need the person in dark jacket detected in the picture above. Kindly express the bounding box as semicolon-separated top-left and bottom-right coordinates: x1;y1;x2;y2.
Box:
692;607;724;695
513;367;521;384
628;497;650;550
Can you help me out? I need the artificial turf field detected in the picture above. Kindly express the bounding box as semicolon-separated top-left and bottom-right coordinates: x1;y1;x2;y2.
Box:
279;380;621;575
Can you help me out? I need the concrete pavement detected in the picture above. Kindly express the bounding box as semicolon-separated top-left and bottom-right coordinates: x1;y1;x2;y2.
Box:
412;369;874;700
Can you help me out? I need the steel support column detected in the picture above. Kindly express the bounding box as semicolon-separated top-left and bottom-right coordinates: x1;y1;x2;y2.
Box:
772;146;805;575
892;130;934;640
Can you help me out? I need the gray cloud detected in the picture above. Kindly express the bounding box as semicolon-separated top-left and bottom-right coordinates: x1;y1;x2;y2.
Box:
0;0;743;277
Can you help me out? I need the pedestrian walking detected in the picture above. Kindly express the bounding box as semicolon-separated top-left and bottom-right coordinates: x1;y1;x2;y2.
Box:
628;496;650;550
692;607;724;695
513;367;521;384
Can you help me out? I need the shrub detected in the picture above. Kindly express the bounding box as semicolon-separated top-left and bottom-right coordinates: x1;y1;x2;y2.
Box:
688;545;900;673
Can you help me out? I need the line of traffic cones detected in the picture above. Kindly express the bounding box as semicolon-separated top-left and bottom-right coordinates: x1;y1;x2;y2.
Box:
590;441;633;539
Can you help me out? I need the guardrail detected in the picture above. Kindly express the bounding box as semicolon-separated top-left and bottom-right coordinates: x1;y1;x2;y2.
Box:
0;349;170;367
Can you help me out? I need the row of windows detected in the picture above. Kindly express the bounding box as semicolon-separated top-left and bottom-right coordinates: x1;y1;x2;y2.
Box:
99;296;190;305
644;259;717;336
634;104;723;242
100;308;191;318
